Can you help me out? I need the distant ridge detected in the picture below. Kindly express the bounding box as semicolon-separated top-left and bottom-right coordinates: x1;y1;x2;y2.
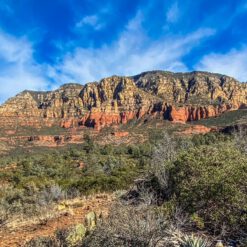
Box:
0;70;246;130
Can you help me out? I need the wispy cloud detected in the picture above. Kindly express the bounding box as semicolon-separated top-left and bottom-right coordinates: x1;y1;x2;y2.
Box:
0;7;216;103
0;33;31;62
166;2;179;23
195;46;247;82
76;15;104;30
0;30;48;103
0;0;13;15
50;13;215;84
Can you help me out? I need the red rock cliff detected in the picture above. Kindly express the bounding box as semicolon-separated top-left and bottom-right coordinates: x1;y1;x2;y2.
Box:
0;71;246;130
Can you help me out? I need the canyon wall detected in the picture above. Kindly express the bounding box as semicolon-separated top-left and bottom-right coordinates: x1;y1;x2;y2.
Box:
0;71;246;130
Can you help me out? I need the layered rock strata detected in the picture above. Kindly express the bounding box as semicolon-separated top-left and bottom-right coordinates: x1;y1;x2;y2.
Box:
0;71;246;130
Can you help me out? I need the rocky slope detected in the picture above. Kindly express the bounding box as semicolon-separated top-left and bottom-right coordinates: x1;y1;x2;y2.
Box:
0;71;246;130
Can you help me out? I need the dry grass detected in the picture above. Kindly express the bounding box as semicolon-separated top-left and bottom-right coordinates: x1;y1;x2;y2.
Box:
0;193;114;247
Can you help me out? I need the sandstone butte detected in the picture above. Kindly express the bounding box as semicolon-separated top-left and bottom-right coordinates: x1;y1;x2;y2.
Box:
0;71;246;131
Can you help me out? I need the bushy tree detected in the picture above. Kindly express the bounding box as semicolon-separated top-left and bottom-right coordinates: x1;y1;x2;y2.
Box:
83;134;95;153
170;143;247;237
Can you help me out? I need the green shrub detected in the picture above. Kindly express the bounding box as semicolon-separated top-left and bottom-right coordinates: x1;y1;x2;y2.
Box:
170;143;247;237
61;224;87;247
191;132;230;146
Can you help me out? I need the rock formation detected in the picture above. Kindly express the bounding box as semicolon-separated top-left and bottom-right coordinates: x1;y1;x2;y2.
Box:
111;131;129;137
0;71;246;130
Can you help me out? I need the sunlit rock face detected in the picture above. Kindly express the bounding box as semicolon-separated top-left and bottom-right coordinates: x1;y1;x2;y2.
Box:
0;71;246;130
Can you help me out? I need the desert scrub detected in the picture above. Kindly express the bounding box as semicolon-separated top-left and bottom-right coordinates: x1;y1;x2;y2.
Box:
179;234;211;247
55;224;87;247
0;141;149;227
169;143;247;238
83;203;169;247
24;236;56;247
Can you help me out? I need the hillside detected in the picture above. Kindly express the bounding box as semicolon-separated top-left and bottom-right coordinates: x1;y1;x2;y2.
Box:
0;72;247;246
0;70;246;154
0;71;246;131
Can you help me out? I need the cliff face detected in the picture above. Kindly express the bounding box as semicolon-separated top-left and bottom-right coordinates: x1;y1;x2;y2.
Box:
0;71;246;130
134;71;247;106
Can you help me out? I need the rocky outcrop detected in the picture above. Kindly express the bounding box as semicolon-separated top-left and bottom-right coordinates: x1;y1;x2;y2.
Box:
111;131;129;137
0;71;246;130
0;134;84;147
177;125;214;135
167;104;232;122
134;71;247;106
78;110;148;130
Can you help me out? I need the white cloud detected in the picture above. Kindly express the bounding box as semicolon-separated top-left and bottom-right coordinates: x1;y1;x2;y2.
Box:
0;30;48;103
0;12;216;103
76;15;104;30
195;47;247;82
50;13;215;84
166;2;179;23
0;33;32;63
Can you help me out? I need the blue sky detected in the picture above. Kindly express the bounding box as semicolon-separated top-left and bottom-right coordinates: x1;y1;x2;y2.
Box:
0;0;247;102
